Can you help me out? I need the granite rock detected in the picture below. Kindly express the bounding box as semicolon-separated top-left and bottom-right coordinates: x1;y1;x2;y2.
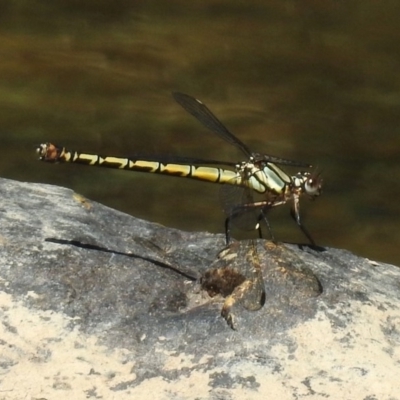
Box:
0;177;399;399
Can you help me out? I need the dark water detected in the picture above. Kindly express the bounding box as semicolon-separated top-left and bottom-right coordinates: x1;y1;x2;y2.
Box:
1;1;399;265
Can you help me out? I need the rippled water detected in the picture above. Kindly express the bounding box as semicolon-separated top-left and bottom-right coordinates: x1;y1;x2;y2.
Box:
1;1;399;265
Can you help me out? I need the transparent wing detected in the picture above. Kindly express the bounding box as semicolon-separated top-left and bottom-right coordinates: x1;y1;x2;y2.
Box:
219;184;255;231
173;92;313;168
173;92;253;157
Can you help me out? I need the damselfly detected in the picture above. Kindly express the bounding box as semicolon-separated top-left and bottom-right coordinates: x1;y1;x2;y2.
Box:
37;92;322;245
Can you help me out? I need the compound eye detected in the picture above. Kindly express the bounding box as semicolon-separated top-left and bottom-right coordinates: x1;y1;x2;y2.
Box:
305;174;322;196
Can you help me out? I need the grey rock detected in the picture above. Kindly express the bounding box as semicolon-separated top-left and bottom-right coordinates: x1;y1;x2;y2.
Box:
0;177;399;399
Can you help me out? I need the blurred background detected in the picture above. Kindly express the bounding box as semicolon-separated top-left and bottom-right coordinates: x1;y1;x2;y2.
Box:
1;1;399;265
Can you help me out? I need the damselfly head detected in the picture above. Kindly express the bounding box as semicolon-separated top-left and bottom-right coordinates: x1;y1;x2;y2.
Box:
304;170;323;198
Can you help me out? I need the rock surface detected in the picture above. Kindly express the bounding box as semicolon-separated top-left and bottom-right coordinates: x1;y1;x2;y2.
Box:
0;177;399;399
